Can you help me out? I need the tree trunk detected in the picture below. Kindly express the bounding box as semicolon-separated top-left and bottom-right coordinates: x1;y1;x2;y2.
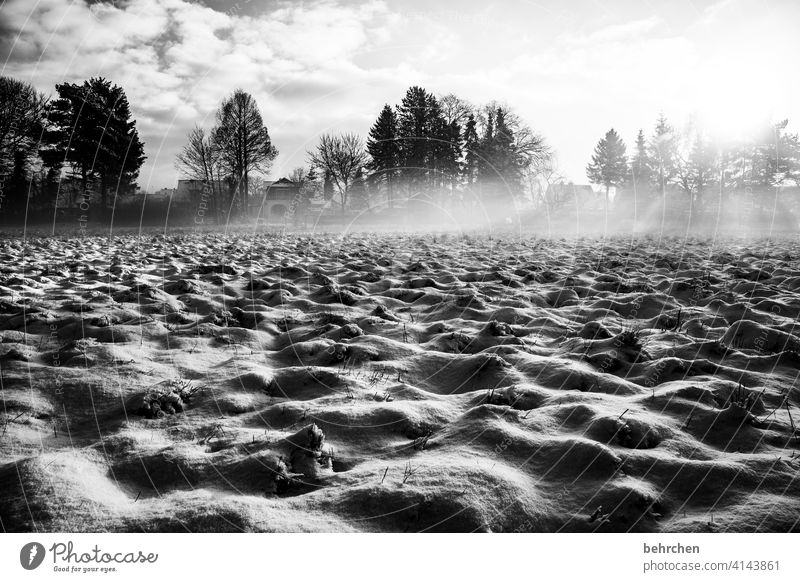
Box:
101;171;107;212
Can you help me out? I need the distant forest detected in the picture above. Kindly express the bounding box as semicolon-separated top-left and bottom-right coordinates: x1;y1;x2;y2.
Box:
1;74;799;226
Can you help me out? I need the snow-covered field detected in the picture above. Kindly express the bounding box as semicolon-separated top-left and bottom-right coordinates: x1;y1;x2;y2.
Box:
1;231;799;532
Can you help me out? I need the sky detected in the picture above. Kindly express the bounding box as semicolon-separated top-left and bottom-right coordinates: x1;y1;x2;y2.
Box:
1;0;798;190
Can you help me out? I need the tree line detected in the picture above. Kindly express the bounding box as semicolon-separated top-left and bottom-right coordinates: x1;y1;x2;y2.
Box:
175;89;278;220
303;86;551;214
4;70;799;225
178;84;552;218
0;76;145;219
585;115;800;213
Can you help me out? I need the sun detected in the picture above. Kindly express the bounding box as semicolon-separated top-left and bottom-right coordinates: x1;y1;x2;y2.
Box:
692;43;790;145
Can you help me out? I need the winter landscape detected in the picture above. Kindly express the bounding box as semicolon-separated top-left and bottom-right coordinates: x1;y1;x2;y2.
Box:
1;0;799;533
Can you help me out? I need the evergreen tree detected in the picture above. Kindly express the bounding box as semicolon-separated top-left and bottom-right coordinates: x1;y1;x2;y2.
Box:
424;92;447;193
396;86;428;190
475;107;525;201
444;119;463;193
675;129;717;212
630;129;653;192
396;86;440;197
366;104;400;207
461;113;479;187
302;167;321;202
492;107;523;199
760;121;800;186
586;128;628;204
477;109;495;184
647;114;678;199
43;77;145;210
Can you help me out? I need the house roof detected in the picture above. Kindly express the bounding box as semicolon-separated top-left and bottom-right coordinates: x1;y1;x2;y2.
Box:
267;178;298;188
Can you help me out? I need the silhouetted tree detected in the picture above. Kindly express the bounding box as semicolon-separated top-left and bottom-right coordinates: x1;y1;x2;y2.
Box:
629;129;653;193
586;128;628;205
213;89;278;216
476;102;549;204
0;77;48;215
366;104;400;207
437;93;473;125
307;133;368;213
395;86;442;196
675;128;717;213
647;114;679;200
477;108;495;185
476;107;524;201
443;118;463;194
461;113;480;188
762;120;800;186
43;77;145;210
175;125;222;218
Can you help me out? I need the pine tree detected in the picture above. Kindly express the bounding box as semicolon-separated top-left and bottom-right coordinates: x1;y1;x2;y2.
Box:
492;107;523;200
302;167;320;202
760;121;800;187
675;130;717;212
475;107;524;202
462;113;479;187
445;119;463;193
394;86;449;207
648;114;678;199
586;128;628;204
366;104;400;207
43;77;145;211
630;129;653;192
477;109;495;186
396;86;433;193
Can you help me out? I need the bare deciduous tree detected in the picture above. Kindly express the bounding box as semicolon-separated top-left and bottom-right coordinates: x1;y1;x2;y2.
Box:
214;89;278;216
307;133;367;213
175;126;223;214
437;93;474;125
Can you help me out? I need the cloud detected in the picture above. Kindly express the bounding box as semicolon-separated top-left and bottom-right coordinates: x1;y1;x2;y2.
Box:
1;0;798;186
0;0;404;188
561;16;662;45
